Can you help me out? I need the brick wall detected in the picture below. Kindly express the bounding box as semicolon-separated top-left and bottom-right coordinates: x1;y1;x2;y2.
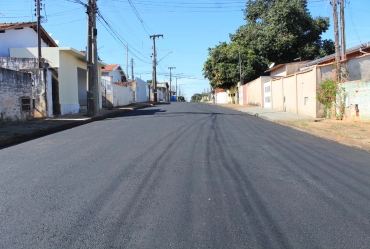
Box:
0;67;33;122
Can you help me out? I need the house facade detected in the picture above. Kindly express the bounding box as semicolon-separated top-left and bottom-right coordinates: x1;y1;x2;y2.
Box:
0;22;58;57
101;64;126;83
10;47;106;115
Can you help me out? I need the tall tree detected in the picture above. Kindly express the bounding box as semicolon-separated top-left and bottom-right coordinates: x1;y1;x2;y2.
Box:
232;0;334;64
203;42;267;89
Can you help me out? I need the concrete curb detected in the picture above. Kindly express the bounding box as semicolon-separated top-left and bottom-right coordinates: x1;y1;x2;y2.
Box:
0;103;153;148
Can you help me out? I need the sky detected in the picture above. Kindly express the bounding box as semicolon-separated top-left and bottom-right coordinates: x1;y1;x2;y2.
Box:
1;0;369;101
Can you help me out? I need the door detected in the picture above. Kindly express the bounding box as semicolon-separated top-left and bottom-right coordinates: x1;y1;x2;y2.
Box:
264;80;271;109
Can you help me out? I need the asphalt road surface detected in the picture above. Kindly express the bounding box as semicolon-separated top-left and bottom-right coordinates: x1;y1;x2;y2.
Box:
1;103;370;248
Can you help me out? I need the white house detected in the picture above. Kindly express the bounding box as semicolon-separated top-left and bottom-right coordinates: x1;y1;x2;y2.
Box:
101;64;126;83
0;22;58;57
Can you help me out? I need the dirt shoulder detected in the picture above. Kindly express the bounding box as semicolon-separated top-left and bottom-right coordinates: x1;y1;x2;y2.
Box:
215;103;370;152
279;119;370;152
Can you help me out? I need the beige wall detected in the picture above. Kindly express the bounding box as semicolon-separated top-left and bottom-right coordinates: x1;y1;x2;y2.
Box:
283;75;297;114
271;78;283;111
247;76;270;107
296;69;318;117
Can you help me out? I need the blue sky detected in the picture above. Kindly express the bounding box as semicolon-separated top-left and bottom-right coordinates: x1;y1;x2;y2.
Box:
1;0;369;100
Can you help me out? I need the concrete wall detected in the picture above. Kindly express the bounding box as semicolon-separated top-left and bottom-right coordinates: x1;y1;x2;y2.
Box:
283;75;297;114
340;79;370;121
346;55;370;81
246;76;270;107
271;78;283;111
58;51;82;114
0;68;33;122
271;67;323;118
296;69;318;118
317;54;370;83
0;57;53;118
135;78;148;102
101;77;113;108
112;83;133;107
216;92;228;104
0;27;48;57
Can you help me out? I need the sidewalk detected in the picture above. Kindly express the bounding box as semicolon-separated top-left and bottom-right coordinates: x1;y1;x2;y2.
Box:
215;103;370;152
0;102;153;148
215;103;316;122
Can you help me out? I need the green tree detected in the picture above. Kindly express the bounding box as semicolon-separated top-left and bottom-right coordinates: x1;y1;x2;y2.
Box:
203;42;267;90
232;0;334;64
191;93;202;102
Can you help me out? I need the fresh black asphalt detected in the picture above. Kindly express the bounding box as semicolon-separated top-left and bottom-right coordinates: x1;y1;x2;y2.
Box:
1;102;370;248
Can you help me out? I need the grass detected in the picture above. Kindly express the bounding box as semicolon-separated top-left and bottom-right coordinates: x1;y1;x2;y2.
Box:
301;122;309;127
13;132;22;136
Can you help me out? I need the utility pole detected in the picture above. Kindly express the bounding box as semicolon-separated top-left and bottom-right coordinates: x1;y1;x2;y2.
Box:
238;52;243;84
340;0;346;60
131;58;134;81
332;0;341;81
92;0;99;116
168;67;175;102
126;44;129;81
87;0;94;116
150;34;163;102
36;0;42;68
176;78;178;102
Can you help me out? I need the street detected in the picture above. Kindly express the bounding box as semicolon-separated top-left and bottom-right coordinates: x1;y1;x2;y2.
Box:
1;102;370;248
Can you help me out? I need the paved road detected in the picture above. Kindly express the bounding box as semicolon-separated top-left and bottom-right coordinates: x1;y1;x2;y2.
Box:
1;103;370;248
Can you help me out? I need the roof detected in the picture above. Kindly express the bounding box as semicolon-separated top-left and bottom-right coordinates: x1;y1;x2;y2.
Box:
265;64;284;73
307;41;370;66
102;64;119;72
0;22;58;47
101;64;125;76
264;61;310;73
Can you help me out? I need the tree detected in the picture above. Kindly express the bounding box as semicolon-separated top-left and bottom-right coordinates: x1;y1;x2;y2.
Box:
232;0;334;64
191;93;202;102
203;42;267;90
203;0;334;89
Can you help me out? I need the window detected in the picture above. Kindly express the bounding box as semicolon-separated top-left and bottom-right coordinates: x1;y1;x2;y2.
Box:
304;97;309;106
265;86;270;93
21;97;31;111
265;96;270;103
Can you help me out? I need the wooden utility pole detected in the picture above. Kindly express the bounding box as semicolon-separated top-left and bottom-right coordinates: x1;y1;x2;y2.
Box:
131;58;134;81
87;0;94;116
36;0;42;68
150;34;163;102
332;0;341;81
340;0;346;60
92;0;99;116
168;67;175;102
126;44;129;81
